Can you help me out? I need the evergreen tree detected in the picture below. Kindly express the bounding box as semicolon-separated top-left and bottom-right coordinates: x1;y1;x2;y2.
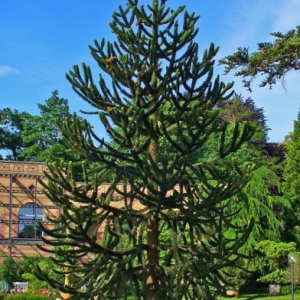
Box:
219;26;300;92
38;1;259;299
199;95;288;257
282;109;300;245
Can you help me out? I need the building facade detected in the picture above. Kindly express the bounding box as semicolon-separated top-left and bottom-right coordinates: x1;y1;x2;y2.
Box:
0;160;122;260
0;160;175;262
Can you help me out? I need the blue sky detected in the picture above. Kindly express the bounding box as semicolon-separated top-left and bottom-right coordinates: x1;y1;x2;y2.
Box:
1;0;299;143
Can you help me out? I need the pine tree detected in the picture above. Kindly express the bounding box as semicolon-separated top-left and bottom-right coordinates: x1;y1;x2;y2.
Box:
37;1;257;299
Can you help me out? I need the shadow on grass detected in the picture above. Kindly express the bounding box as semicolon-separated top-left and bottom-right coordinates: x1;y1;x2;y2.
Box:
220;294;281;300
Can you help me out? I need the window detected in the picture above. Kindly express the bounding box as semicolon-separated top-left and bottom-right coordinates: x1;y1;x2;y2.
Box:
18;203;43;239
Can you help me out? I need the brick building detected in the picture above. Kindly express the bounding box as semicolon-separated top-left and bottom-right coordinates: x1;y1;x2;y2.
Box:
0;161;55;259
0;160;177;262
0;160;133;260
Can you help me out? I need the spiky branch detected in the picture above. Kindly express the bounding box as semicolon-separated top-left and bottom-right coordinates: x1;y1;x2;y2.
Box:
37;1;257;299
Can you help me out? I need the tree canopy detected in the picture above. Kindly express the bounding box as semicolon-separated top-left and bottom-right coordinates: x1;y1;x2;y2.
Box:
281;109;300;245
0;90;84;163
0;108;31;160
34;1;287;299
219;26;300;91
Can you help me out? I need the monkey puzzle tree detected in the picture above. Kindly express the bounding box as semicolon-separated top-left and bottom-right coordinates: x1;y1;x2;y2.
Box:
38;1;257;299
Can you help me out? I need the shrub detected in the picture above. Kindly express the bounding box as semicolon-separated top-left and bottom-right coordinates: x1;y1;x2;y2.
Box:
255;240;297;284
18;256;63;292
0;258;22;286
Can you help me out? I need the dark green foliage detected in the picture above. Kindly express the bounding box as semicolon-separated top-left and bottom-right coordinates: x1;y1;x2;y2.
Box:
0;91;86;164
0;108;31;160
35;1;268;299
263;142;286;180
18;90;83;163
217;95;269;150
0;258;22;286
219;26;300;92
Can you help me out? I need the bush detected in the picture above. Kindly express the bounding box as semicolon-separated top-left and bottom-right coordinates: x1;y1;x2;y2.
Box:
15;256;63;292
0;258;22;286
281;284;300;295
255;240;297;284
0;256;63;295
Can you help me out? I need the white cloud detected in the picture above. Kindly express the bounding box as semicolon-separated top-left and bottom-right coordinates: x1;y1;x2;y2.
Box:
0;66;19;76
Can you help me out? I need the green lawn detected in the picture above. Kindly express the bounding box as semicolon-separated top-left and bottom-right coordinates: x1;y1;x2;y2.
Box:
218;294;300;300
125;295;299;300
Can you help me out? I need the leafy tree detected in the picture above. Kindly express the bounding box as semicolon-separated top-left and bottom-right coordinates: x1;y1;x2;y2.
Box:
201;95;287;247
0;91;86;164
0;108;31;160
37;1;264;299
0;256;62;292
263;142;286;179
210;94;269;166
19;256;63;292
217;95;269;142
18;90;83;163
219;26;300;91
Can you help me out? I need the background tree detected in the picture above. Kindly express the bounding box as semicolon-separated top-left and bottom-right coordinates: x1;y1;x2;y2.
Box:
219;26;300;91
37;1;268;299
0;90;86;164
19;90;83;163
282;110;300;246
213;94;269;165
200;94;288;257
0;256;63;291
0;108;31;160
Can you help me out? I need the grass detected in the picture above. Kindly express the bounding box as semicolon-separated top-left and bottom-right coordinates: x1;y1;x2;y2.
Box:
218;294;300;300
125;294;299;300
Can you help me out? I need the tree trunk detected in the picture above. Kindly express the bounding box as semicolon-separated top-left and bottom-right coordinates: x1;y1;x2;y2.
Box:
146;218;159;300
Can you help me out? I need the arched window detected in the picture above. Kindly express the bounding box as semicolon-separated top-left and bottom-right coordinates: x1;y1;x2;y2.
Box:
18;203;43;239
